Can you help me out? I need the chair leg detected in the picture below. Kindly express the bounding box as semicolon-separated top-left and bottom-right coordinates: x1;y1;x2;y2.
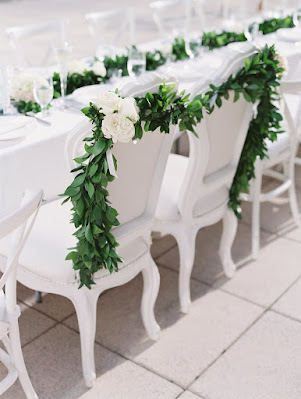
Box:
72;290;98;388
177;228;197;314
219;208;238;278
9;320;38;399
141;257;161;341
251;163;262;260
287;162;300;227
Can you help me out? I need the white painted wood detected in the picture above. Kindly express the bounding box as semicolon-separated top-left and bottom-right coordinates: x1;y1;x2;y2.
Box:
0;189;42;398
6;20;68;67
153;53;256;313
0;73;177;388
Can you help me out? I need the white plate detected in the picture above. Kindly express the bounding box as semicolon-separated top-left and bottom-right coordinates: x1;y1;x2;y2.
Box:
0;115;36;141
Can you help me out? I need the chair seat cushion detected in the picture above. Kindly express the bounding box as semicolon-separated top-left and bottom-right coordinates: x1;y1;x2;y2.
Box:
0;200;148;284
155;154;229;222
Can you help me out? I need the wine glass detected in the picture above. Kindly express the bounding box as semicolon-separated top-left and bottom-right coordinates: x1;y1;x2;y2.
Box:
33;74;54;118
53;42;72;109
127;48;146;77
245;21;260;41
293;9;301;27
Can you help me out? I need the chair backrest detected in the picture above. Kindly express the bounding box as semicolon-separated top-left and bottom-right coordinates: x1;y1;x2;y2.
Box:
0;189;42;311
66;73;177;241
193;0;224;31
85;8;135;54
177;50;255;219
150;0;192;38
222;0;261;20
6;20;68;68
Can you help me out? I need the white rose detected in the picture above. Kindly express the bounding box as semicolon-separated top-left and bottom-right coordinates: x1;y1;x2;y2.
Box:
119;97;140;123
68;60;87;75
93;92;121;115
102;113;135;143
10;72;45;102
92;60;106;77
275;53;288;75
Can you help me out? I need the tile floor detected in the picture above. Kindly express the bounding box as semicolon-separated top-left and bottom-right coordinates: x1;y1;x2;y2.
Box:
1;167;301;398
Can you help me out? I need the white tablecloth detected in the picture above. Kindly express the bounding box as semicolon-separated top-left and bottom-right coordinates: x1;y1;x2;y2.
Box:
1;28;300;217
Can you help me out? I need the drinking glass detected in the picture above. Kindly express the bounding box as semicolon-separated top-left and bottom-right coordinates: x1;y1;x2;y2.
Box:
127;48;146;77
33;74;53;117
293;10;301;27
245;22;260;41
53;42;72;109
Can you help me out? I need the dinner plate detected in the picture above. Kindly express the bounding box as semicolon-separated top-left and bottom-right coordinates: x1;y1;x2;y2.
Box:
0;115;36;142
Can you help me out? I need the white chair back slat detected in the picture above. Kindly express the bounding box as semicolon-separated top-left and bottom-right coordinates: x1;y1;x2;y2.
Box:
150;0;192;37
6;20;68;67
85;8;135;52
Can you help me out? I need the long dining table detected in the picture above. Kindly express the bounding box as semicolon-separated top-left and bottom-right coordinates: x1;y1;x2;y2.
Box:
1;26;301;218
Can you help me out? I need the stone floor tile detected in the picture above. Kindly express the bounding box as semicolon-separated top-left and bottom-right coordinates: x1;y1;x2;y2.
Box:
212;237;301;307
178;391;204;399
190;311;301;399
156;221;276;286
79;361;182;399
151;233;177;260
240;181;301;235
17;283;76;322
0;324;123;399
19;304;56;346
64;267;262;388
272;278;301;321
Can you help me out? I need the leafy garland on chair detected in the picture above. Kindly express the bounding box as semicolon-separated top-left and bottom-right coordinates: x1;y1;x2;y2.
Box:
15;14;293;113
62;45;283;288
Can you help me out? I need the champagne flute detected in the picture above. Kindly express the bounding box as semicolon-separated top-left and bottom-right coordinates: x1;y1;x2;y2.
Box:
53;41;72;109
127;47;146;77
33;74;54;118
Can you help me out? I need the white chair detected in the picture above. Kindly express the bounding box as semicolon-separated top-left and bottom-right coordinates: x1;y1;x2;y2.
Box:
85;8;135;59
6;20;68;68
150;0;192;38
193;0;224;31
0;189;42;398
0;73;177;388
153;53;255;314
241;80;301;260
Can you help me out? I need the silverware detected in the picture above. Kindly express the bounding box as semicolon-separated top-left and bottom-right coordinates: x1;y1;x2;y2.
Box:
25;112;52;126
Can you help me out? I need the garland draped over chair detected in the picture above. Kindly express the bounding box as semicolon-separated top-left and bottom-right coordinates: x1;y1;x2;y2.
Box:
62;45;284;288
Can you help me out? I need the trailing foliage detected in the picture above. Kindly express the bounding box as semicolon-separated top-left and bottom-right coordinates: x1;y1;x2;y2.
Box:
62;82;200;288
63;45;283;287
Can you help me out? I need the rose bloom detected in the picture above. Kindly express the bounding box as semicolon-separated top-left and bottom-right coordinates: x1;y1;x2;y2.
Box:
93;92;121;115
102;113;135;143
92;60;106;77
119;97;140;123
68;60;87;75
10;72;45;102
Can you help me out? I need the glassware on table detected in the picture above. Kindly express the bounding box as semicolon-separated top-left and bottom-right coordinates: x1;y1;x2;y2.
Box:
244;21;260;41
293;9;301;27
127;47;146;77
33;74;53;118
53;42;72;109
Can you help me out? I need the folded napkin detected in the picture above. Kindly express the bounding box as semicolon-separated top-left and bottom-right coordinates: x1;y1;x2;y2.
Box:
0;115;31;136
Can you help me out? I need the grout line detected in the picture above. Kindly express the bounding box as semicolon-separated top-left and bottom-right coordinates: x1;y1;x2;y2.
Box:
270;308;301;325
64;320;186;391
153;242;178;261
22;322;59;349
187;273;301;389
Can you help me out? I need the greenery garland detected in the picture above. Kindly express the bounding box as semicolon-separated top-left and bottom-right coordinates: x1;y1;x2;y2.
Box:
15;13;294;113
62;45;283;288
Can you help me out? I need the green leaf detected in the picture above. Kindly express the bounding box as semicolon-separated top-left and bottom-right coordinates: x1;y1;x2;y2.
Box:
85;181;95;198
